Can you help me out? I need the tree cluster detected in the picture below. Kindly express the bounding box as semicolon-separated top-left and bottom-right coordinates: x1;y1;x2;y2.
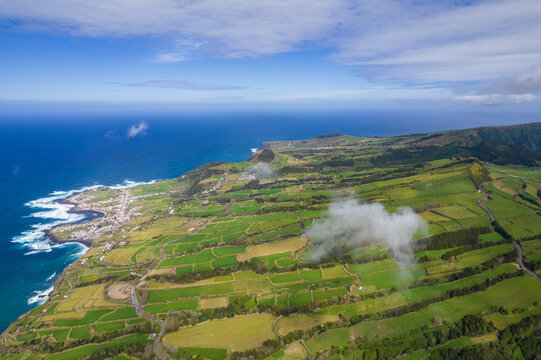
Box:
415;228;486;252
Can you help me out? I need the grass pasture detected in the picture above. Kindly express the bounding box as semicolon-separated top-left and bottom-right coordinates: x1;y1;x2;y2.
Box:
6;132;541;360
304;328;351;353
56;285;117;312
276;315;339;335
46;334;150;360
350;276;541;340
199;297;228;310
162;314;276;352
237;237;307;262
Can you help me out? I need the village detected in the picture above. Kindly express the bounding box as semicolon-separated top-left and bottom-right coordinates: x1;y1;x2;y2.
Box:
50;188;140;246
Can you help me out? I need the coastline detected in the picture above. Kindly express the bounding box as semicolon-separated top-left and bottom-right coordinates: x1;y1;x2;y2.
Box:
1;185;131;336
3;156;244;336
44;197;105;248
44;228;94;249
0;198;100;336
23;178;157;294
40;197;104;302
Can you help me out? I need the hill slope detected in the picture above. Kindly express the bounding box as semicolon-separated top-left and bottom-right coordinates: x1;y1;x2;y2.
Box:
2;123;541;360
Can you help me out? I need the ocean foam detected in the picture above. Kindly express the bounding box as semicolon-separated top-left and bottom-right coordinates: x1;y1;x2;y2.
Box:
62;242;89;260
13;179;156;255
110;179;156;189
18;179;155;306
28;286;54;305
46;272;57;282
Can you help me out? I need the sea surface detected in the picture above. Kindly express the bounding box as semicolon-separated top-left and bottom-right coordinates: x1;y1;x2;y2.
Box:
0;108;537;331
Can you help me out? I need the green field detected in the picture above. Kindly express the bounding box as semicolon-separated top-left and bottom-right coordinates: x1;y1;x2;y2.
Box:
4;128;541;360
162;314;276;351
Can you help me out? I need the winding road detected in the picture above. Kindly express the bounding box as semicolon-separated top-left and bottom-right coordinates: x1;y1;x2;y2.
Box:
126;233;186;360
477;182;540;282
125;221;213;359
513;240;541;281
130;287;172;360
476;182;495;221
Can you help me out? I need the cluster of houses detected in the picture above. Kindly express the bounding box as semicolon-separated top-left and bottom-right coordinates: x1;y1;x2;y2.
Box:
201;177;226;194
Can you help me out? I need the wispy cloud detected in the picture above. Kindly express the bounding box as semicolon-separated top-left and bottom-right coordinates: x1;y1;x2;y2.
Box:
2;0;541;102
156;53;186;63
0;0;345;58
484;65;541;95
333;0;541;84
105;129;121;140
305;198;426;263
126;80;246;91
454;94;536;105
156;38;209;63
249;87;451;102
127;121;148;138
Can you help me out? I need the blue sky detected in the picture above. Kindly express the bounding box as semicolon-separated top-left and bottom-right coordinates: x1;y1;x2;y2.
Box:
1;0;540;108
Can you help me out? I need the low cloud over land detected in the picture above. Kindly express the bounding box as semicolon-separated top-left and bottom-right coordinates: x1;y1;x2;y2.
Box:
244;163;275;180
305;198;426;263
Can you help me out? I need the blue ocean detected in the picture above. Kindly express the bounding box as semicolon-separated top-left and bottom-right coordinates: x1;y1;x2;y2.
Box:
0;108;536;331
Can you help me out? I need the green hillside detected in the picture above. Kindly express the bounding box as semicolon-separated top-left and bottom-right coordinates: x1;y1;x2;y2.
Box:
2;123;541;360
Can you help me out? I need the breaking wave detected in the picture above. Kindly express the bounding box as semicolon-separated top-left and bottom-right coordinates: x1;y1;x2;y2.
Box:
17;179;155;306
46;272;57;281
12;179;155;255
27;286;54;306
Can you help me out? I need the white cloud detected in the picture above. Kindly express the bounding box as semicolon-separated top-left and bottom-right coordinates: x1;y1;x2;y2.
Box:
244;163;275;179
305;199;426;263
486;65;541;94
156;53;186;63
1;0;541;94
126;80;246;91
0;0;347;58
333;0;541;83
454;94;536;105
105;129;121;140
127;121;148;138
156;38;208;63
245;86;451;103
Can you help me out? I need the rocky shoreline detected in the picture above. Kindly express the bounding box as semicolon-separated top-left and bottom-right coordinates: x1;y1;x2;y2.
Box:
44;228;94;248
0;193;107;337
44;197;105;248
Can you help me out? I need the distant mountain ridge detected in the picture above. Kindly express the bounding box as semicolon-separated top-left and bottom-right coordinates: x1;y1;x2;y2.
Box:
412;122;541;152
475;122;541;153
375;122;541;167
259;123;541;167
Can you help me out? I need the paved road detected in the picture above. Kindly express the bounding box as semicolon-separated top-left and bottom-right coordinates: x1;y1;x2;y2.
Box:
130;287;172;360
127;234;185;360
476;182;495;221
477;183;540;282
513;240;541;282
126;232;199;359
